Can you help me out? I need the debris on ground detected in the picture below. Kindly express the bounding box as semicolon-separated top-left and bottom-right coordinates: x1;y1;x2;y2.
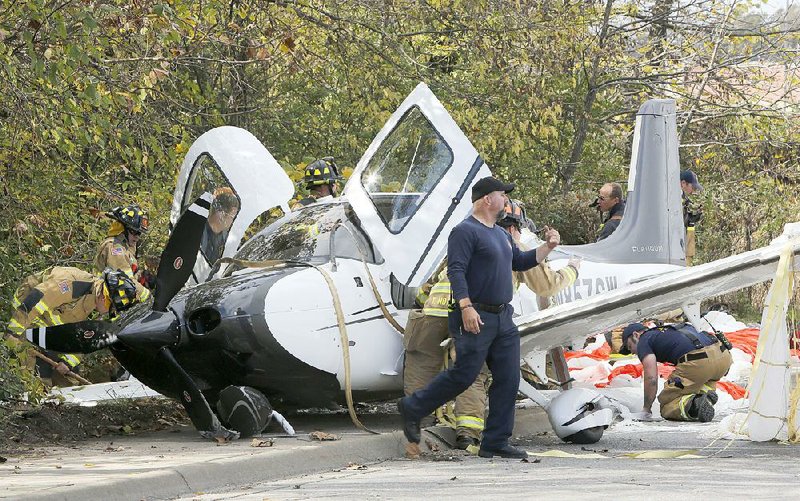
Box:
0;398;190;454
308;431;339;441
250;438;274;447
405;442;421;459
562;311;771;413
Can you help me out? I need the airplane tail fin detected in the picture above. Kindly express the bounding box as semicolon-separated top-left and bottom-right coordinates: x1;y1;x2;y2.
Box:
558;99;685;265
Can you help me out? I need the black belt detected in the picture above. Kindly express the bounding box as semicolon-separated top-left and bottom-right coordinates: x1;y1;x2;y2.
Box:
678;344;727;365
472;303;506;313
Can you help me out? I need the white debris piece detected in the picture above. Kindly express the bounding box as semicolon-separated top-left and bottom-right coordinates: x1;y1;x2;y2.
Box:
271;410;296;435
697;310;747;333
722;348;754;387
48;377;163;404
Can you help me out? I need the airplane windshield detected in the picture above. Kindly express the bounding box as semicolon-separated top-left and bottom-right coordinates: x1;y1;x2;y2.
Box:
229;203;379;269
361;106;453;234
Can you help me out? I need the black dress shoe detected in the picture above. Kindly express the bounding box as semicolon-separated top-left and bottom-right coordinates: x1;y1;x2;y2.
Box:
478;444;527;459
397;397;421;444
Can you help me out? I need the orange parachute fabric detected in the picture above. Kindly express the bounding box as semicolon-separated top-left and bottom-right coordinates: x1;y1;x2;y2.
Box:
717;381;747;400
564;342;611;361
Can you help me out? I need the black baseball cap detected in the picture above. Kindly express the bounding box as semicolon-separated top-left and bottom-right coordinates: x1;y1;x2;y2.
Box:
680;170;703;192
471;176;515;202
619;322;647;355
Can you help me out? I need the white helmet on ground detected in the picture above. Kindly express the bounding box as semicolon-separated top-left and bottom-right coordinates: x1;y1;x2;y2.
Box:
547;388;615;444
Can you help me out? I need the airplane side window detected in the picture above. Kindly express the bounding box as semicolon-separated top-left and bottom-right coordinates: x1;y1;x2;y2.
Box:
361;106;453;234
182;153;240;265
243;207;285;242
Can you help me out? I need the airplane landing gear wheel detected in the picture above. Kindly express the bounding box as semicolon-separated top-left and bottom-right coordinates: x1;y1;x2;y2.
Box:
216;386;274;438
562;426;605;444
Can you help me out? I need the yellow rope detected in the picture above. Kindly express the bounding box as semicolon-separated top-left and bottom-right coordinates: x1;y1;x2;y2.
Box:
315;265;379;434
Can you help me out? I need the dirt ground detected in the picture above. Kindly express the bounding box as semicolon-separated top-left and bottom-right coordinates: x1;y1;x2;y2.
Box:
0;398;190;456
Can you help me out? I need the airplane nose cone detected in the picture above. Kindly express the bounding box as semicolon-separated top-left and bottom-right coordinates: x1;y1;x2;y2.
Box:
116;309;181;352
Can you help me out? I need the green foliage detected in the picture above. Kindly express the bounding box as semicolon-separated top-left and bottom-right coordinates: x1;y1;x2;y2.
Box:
1;0;799;399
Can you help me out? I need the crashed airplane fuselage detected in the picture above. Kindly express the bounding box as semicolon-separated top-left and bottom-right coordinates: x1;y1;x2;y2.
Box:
46;83;800;441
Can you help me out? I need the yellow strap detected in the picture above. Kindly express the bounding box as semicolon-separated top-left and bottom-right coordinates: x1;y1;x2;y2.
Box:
315;265;378;435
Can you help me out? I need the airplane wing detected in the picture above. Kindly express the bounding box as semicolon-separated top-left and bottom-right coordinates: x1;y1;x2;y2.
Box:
516;232;800;355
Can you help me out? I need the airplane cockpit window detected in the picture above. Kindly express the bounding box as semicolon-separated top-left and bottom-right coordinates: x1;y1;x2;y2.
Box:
183;154;240;265
361;106;453;234
229;204;379;273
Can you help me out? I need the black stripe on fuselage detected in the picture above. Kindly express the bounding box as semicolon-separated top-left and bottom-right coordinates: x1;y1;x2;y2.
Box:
315;312;400;332
406;155;484;285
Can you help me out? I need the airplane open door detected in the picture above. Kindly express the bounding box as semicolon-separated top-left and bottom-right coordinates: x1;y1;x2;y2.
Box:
170;126;295;284
343;83;492;287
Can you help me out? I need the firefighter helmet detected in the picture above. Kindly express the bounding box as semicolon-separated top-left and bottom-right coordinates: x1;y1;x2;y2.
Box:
498;199;536;232
103;268;138;313
302;157;342;188
106;204;149;234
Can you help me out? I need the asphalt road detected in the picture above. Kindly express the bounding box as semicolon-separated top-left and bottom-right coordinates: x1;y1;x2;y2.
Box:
174;408;800;500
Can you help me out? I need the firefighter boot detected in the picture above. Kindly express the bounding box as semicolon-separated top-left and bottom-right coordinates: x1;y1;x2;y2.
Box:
688;393;715;422
455;435;480;450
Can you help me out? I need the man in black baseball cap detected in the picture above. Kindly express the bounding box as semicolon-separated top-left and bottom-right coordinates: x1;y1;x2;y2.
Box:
679;170;703;194
619;322;647;356
471;176;515;203
399;175;563;459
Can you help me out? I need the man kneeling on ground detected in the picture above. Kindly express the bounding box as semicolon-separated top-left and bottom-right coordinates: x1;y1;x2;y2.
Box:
620;322;732;422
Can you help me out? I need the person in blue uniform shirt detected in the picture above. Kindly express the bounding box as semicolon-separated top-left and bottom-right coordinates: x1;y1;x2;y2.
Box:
398;176;562;459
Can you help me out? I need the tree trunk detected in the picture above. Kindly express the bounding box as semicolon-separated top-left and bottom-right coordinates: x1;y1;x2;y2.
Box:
559;0;614;193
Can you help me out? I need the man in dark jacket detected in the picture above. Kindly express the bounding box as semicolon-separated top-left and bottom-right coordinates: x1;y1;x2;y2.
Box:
594;182;625;241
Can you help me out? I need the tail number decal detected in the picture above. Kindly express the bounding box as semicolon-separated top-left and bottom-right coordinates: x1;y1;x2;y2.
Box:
555;276;618;305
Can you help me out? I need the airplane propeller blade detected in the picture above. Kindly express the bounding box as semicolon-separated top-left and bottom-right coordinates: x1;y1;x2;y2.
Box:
153;192;212;312
20;321;118;354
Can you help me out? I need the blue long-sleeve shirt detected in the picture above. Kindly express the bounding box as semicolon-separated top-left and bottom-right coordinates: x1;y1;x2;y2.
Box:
447;216;539;305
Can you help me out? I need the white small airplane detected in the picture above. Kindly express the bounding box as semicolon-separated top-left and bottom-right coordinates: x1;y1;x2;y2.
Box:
42;83;800;443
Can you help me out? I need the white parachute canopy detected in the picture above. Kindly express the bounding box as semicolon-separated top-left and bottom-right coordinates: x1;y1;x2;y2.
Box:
746;242;799;442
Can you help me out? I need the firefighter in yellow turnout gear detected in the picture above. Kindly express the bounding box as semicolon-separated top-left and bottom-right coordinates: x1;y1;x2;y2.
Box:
5;267;139;387
95;204;152;301
680;170;703;266
403;200;579;450
403;264;490;450
292;157;342;209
